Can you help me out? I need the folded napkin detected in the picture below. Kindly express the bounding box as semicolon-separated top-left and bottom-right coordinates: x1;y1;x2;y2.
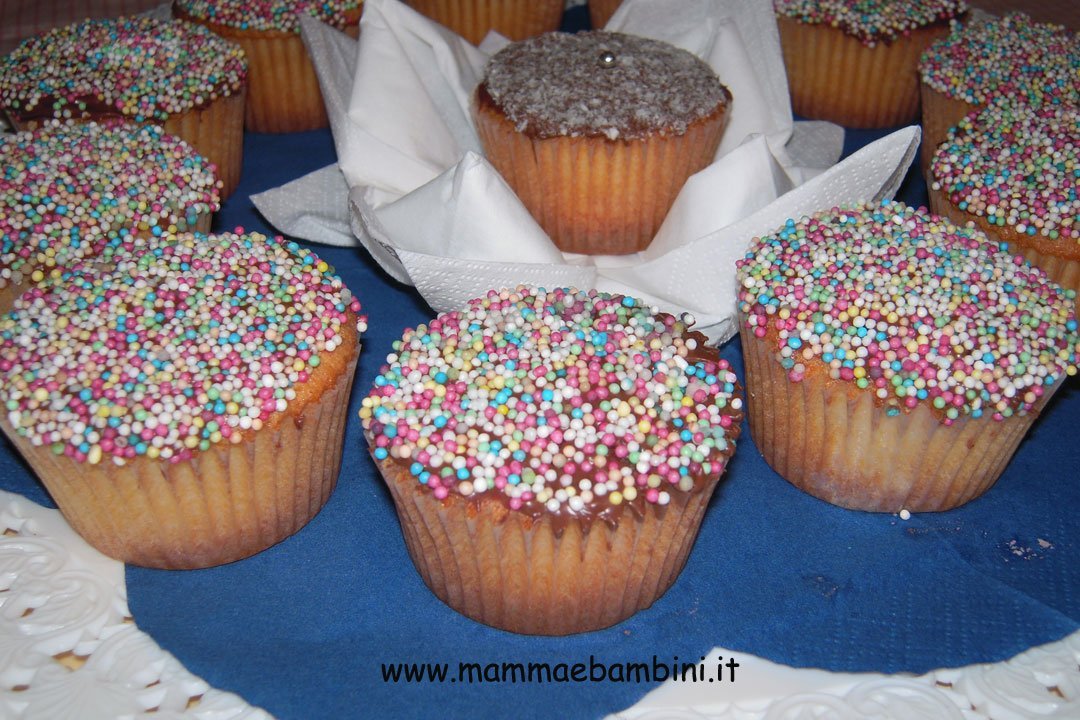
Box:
254;0;919;343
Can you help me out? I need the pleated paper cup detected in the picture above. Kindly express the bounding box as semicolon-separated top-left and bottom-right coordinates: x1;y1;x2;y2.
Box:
176;8;361;134
777;15;951;129
588;0;622;29
375;454;722;636
474;96;728;255
1;341;358;570
404;0;563;45
740;323;1056;513
928;187;1080;304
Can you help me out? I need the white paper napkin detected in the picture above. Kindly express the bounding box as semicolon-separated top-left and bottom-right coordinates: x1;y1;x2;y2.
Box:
254;0;919;343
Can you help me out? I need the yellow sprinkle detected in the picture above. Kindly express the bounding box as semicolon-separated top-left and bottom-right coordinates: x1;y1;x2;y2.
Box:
609;491;623;505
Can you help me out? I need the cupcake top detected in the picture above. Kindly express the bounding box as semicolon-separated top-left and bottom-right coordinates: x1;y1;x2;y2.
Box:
1;120;221;292
174;0;361;33
775;0;966;46
931;104;1079;246
736;201;1079;423
479;31;730;141
0;16;247;123
919;12;1079;108
361;287;743;523
0;231;366;466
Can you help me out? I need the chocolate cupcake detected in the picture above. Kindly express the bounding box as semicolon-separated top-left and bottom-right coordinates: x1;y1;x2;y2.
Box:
474;31;731;255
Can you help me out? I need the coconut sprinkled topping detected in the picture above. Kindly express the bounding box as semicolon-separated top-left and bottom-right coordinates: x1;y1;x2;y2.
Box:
175;0;361;33
775;0;966;46
931;104;1079;245
360;287;743;517
919;12;1079;108
736;201;1079;423
0;16;247;123
0;231;366;465
1;120;220;291
481;32;730;141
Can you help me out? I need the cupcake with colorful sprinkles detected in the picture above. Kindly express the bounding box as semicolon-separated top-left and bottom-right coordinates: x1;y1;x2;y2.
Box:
0;231;366;569
917;12;1079;171
775;0;966;128
0;16;247;196
0;120;221;313
360;287;743;635
736;200;1079;513
929;104;1080;303
173;0;362;132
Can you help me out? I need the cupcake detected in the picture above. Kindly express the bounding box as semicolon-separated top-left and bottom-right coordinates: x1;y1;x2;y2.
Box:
403;0;563;45
0;119;221;313
473;31;732;255
775;0;965;128
360;287;743;635
588;0;622;30
736;201;1078;513
173;0;362;133
0;16;247;197
929;104;1079;303
918;12;1079;173
0;230;366;569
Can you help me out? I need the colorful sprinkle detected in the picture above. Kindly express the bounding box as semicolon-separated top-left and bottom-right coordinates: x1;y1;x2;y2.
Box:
360;287;743;517
919;12;1079;108
0;231;366;465
736;201;1079;422
176;0;361;32
775;0;967;46
1;120;221;293
931;104;1079;245
0;16;247;123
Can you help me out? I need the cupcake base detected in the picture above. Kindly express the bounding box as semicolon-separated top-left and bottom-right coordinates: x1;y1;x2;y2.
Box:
1;339;358;569
404;0;563;45
377;456;719;635
740;324;1053;512
928;189;1080;304
777;16;951;129
175;8;361;134
474;92;727;255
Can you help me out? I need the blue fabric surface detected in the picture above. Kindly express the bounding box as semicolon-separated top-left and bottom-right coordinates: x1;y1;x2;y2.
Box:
0;9;1077;713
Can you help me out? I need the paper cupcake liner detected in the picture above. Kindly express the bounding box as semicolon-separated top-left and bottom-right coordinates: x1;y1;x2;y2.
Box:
177;10;361;134
162;88;246;199
777;16;950;129
474;100;727;255
377;456;718;635
928;188;1080;304
1;345;359;569
404;0;563;44
0;212;212;315
588;0;623;29
918;83;978;176
740;326;1054;512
